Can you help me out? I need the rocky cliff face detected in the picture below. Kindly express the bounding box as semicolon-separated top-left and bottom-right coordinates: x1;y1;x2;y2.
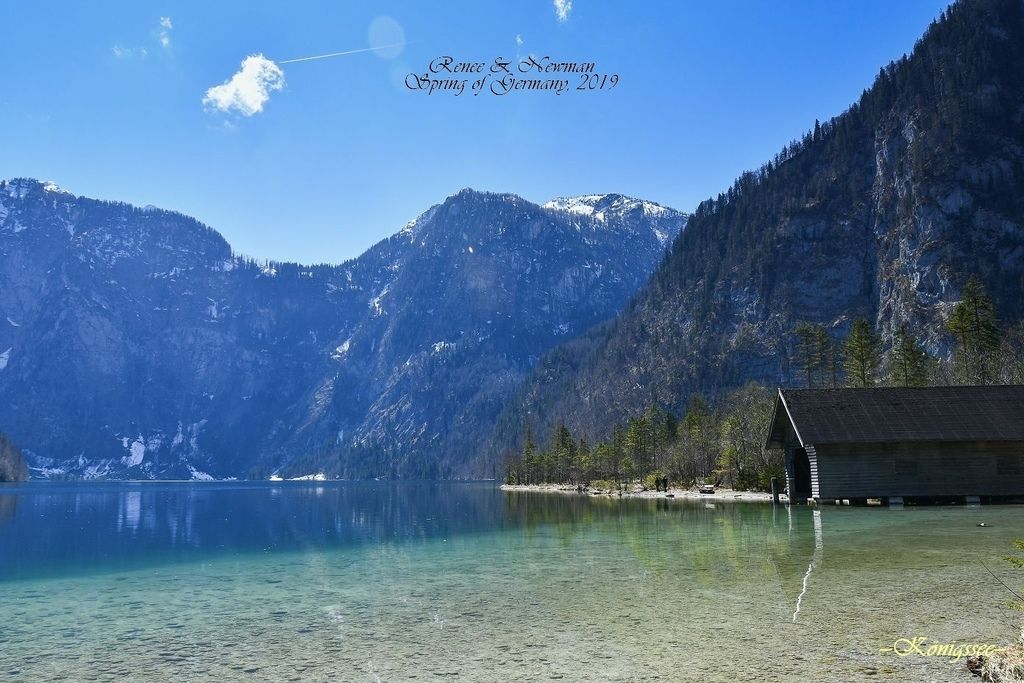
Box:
0;431;28;482
0;180;684;478
490;0;1024;452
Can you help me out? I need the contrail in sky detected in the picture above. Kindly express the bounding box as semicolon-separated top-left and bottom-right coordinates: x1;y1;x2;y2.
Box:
279;42;407;64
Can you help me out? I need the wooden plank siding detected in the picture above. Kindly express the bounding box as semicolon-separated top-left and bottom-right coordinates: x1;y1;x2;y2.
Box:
806;445;819;499
813;441;1024;499
767;388;1024;502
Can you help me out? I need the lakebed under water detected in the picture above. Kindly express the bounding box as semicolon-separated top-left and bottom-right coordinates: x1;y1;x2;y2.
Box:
0;481;1020;681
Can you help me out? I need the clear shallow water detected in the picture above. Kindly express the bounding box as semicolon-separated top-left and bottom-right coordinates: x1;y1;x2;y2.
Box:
0;482;1021;681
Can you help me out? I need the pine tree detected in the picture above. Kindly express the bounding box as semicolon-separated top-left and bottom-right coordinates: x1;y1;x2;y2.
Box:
999;321;1024;384
646;406;674;474
522;426;537;483
794;323;823;387
888;327;932;387
843;318;881;387
947;276;1001;384
577;437;591;482
823;326;842;389
794;322;840;388
682;395;715;478
552;422;576;483
624;417;647;477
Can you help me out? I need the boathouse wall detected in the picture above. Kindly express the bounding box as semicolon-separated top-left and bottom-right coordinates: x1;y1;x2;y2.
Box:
813;440;1024;499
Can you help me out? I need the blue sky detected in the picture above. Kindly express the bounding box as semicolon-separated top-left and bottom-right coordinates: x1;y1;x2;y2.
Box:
0;1;949;264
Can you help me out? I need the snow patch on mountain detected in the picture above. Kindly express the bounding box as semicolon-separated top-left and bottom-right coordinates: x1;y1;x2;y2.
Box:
31;464;69;478
42;181;71;195
171;422;186;448
121;436;146;467
370;285;390;316
401;204;441;238
543;194;673;220
289;472;327;481
188;465;215;481
332;337;352;360
543;194;685;246
207;298;221;321
432;341;455;354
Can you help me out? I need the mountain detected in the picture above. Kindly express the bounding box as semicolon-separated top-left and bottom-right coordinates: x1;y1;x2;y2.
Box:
0;180;685;479
490;0;1024;452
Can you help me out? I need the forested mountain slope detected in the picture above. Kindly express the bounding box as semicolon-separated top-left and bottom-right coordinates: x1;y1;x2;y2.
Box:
490;0;1024;455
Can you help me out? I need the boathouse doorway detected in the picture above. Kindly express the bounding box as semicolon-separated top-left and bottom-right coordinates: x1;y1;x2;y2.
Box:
791;447;812;501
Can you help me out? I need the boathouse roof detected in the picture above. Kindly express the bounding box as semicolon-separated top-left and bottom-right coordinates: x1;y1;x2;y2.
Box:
765;386;1024;449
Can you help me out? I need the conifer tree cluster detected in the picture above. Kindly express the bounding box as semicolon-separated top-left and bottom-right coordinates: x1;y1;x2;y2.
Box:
794;276;1018;389
505;384;783;491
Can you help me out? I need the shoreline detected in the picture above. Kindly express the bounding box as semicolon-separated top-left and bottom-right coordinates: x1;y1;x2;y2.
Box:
500;483;781;503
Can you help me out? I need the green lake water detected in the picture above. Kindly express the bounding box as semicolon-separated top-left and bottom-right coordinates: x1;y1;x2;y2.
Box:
0;481;1021;681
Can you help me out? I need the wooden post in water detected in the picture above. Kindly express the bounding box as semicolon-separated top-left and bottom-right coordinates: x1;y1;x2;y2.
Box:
771;477;779;505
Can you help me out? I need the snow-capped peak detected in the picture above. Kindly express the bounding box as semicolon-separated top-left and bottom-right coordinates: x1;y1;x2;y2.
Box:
401;204;441;238
1;178;73;200
542;194;676;222
42;181;71;195
541;194;686;245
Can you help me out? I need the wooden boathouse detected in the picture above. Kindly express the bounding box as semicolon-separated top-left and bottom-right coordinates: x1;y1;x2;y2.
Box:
764;386;1024;504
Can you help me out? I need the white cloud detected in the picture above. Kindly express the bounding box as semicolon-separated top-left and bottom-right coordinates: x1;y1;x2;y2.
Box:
203;54;285;117
111;17;170;57
515;34;524;46
111;44;147;59
158;16;173;47
553;0;573;22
